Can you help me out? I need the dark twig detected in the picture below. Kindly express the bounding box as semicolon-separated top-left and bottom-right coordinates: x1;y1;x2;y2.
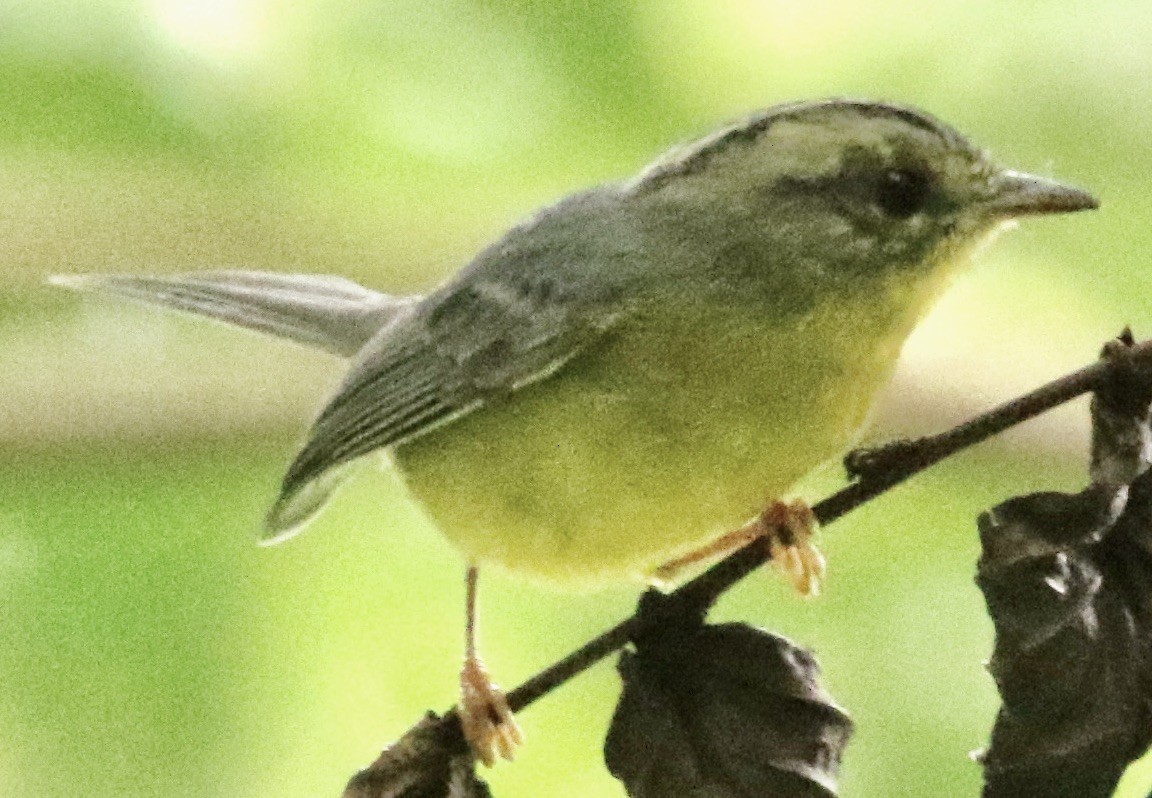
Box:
344;332;1152;792
516;334;1152;711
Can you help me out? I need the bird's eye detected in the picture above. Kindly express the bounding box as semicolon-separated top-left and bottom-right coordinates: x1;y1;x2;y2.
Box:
875;168;932;219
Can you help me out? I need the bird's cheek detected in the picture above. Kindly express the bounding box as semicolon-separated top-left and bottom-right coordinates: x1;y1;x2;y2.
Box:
933;216;1013;272
970;217;1018;255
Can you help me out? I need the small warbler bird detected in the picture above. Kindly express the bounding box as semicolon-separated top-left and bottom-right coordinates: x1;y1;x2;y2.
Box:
53;99;1097;764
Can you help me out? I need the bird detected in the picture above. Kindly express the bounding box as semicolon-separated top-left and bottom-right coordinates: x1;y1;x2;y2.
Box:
52;98;1098;765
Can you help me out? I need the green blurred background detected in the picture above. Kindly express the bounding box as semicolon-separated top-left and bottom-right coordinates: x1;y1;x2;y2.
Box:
3;1;1151;795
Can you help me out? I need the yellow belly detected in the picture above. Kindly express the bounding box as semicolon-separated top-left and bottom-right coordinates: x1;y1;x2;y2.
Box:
392;278;931;585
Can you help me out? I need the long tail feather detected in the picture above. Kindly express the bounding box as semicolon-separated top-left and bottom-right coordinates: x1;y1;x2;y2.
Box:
50;270;418;357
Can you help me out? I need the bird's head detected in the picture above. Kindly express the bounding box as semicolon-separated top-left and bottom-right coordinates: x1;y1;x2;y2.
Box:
635;99;1097;293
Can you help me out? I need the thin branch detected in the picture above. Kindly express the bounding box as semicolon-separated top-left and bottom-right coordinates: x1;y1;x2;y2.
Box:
347;331;1152;781
509;333;1152;712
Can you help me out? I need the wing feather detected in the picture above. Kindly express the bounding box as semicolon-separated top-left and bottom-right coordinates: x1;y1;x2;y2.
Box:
264;273;623;537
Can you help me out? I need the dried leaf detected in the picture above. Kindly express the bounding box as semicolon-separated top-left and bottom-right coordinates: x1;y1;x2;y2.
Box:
975;331;1152;798
605;591;852;798
342;713;491;798
1091;329;1152;487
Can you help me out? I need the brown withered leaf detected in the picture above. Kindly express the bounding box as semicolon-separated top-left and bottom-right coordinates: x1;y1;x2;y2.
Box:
975;331;1152;798
605;591;852;798
342;713;491;798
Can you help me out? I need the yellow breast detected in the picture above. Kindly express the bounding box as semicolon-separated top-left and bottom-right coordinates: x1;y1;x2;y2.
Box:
394;271;948;585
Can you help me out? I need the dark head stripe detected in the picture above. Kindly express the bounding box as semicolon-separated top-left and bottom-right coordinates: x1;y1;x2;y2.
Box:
638;99;973;191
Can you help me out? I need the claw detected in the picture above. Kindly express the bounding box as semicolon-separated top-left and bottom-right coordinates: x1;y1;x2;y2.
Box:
459;656;523;767
762;499;824;597
651;499;826;596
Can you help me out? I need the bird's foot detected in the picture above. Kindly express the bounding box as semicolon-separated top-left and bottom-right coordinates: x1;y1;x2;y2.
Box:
459;655;523;767
758;498;825;597
652;499;824;596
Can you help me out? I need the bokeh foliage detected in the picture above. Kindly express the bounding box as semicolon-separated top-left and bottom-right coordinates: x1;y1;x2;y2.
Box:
3;1;1152;796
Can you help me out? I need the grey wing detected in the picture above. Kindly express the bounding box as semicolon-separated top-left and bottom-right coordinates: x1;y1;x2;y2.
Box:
263;273;625;540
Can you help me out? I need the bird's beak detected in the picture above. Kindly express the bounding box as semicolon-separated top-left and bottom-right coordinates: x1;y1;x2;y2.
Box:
983;170;1099;218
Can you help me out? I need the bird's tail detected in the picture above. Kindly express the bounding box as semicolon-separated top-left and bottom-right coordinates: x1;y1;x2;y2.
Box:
49;270;419;357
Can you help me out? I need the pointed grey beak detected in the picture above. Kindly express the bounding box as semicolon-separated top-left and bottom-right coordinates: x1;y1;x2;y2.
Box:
984;170;1099;217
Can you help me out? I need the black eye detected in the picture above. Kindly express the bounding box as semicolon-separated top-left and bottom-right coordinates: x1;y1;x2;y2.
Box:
875;168;932;219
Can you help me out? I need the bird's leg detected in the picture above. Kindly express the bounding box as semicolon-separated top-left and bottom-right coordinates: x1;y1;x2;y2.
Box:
458;564;523;767
652;527;763;585
653;499;825;596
